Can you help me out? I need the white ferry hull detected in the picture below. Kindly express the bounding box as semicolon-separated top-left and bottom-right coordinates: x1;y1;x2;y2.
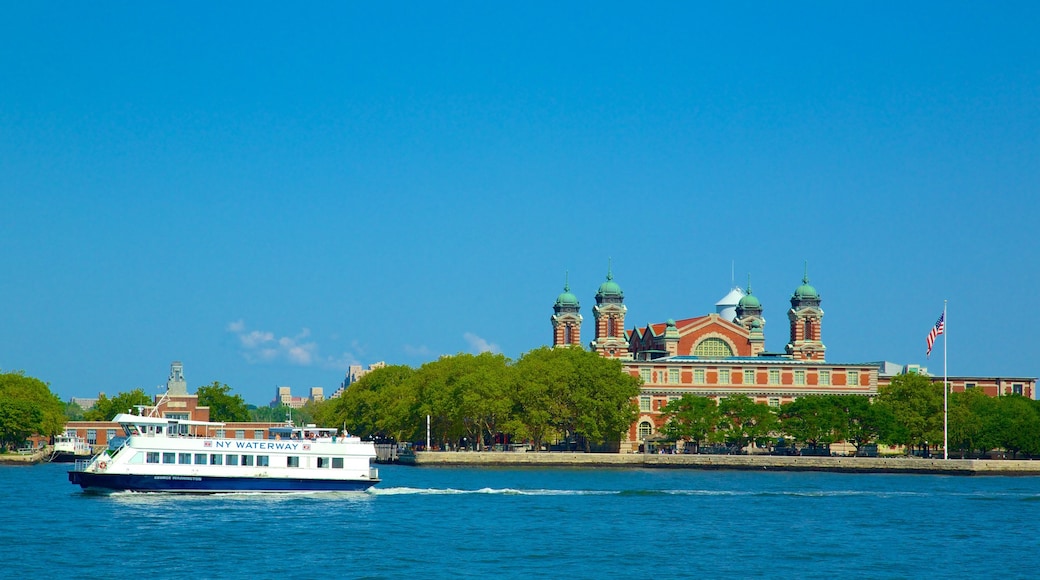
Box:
68;471;378;494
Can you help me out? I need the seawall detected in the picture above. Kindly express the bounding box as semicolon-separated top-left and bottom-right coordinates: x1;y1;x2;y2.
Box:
402;451;1040;476
0;447;50;465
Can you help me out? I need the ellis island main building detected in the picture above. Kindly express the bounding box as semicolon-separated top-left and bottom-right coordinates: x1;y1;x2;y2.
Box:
552;267;879;453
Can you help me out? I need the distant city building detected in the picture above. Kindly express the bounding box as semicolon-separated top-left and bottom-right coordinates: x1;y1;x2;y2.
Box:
329;361;388;398
70;397;97;410
270;385;324;408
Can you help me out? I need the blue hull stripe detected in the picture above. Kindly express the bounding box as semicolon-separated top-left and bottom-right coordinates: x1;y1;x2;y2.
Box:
69;471;378;493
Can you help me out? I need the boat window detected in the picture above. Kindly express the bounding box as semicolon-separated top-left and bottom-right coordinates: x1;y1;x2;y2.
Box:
226;454;239;466
241;455;254;466
178;453;192;464
287;456;300;468
317;457;328;468
332;457;344;469
128;452;144;464
210;454;223;466
146;452;160;464
257;455;269;467
268;427;293;440
156;426;164;435
194;453;207;465
162;453;176;464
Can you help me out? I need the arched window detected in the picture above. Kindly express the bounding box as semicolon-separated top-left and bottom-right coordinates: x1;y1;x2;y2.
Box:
693;337;734;358
638;422;653;440
564;325;573;344
607;316;616;337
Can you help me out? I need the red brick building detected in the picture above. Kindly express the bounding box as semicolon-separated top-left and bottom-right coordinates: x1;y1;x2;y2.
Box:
552;267;902;452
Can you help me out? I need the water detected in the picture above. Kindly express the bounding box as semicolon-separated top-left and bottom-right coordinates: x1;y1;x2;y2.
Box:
4;463;1039;579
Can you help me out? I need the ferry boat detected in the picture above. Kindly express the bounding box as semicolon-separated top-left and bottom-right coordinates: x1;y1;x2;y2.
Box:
50;432;93;463
68;413;380;493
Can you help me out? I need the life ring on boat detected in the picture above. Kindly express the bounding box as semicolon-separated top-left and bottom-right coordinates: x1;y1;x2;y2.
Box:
98;462;107;470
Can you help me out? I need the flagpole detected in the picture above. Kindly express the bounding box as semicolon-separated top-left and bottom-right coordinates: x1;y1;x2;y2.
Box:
943;300;948;460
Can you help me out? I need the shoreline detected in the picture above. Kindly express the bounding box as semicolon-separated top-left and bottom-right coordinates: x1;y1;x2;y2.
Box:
400;451;1040;476
0;448;50;465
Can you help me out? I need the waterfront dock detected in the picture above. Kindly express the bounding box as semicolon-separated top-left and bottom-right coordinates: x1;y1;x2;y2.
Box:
402;451;1040;476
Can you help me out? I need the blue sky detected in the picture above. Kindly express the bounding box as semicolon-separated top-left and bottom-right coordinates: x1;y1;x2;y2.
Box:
2;2;1038;405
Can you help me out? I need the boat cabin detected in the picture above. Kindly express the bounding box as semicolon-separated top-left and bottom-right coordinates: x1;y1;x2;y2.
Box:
113;413;225;439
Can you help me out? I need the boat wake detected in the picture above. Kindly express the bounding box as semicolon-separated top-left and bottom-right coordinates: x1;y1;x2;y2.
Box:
369;487;967;499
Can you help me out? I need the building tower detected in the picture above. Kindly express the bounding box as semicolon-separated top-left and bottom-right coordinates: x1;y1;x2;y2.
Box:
786;264;826;361
166;361;188;396
734;278;766;356
551;274;583;347
590;264;628;358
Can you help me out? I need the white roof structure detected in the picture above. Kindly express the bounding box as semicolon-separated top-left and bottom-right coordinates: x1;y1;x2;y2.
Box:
715;286;745;322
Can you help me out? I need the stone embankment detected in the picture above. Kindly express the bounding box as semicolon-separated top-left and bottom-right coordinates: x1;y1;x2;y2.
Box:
0;447;50;465
402;451;1040;476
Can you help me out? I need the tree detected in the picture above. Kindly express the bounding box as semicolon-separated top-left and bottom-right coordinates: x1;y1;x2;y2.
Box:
0;398;42;451
660;394;722;451
719;395;778;452
196;382;250;422
314;365;417;440
513;346;639;452
0;371;65;450
84;388;153;421
249;404;293;423
840;395;892;452
992;395;1040;458
949;389;999;457
876;373;944;454
64;400;86;421
779;395;842;447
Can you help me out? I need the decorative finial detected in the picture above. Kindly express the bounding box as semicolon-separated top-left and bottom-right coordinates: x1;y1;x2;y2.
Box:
803;260;810;284
606;258;613;281
564;271;570;292
746;273;753;295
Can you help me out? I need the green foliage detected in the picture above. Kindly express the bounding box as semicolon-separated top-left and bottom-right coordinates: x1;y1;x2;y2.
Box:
513;347;639;451
196;382;250;422
838;395;894;451
948;389;1000;456
311;347;638;451
779;395;842;446
991;395;1040;458
718;395;777;451
660;394;722;448
249;404;314;425
84;388;154;421
876;373;944;453
64;401;86;421
314;365;418;441
0;371;65;450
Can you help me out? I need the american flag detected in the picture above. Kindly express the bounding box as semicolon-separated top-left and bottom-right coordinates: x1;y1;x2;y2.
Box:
926;312;945;357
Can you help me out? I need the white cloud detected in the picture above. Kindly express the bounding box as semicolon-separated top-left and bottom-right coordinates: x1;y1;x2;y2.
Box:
228;321;355;370
464;332;500;354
